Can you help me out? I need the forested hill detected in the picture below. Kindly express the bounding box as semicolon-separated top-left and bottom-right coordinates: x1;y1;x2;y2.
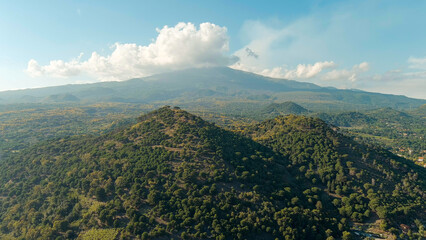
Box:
0;107;424;239
410;104;426;117
0;107;331;239
258;101;309;118
245;115;425;233
310;108;426;162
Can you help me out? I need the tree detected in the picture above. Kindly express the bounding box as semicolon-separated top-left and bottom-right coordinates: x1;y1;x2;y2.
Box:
147;190;160;205
342;231;352;240
376;206;388;219
95;187;107;201
316;201;323;210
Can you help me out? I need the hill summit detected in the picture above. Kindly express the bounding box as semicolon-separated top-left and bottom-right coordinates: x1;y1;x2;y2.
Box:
261;101;309;116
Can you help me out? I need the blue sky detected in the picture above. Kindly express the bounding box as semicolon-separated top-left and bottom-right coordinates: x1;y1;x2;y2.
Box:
1;0;425;98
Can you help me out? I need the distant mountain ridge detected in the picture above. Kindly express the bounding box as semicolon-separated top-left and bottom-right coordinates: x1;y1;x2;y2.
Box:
0;67;424;111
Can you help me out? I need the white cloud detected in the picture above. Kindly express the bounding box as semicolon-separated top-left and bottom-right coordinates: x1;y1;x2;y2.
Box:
321;62;370;82
23;17;425;99
232;60;370;90
282;61;336;79
27;22;236;81
231;61;336;79
408;57;426;70
27;53;84;78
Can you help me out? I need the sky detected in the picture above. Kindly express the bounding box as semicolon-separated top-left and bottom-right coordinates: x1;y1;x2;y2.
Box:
0;0;425;99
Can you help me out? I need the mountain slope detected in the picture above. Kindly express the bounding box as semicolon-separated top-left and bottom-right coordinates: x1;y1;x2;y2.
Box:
43;93;80;103
0;67;423;111
410;104;426;117
312;112;376;127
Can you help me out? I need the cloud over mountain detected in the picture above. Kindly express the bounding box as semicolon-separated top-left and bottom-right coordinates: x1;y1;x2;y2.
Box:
27;22;236;81
23;18;426;99
321;62;370;82
231;61;336;80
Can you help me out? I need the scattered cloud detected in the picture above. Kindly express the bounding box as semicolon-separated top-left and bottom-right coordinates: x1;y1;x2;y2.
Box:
284;61;336;79
27;22;237;81
408;57;426;70
232;61;336;80
367;69;426;99
231;60;372;91
321;62;369;82
364;58;426;99
27;53;84;78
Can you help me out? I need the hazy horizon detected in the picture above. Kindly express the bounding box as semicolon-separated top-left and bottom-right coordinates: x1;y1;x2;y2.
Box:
0;66;425;101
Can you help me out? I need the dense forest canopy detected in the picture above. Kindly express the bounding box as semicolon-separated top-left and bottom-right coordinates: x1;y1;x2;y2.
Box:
0;106;424;239
312;107;426;164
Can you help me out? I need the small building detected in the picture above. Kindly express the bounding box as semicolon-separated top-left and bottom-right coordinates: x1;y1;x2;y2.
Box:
418;157;424;162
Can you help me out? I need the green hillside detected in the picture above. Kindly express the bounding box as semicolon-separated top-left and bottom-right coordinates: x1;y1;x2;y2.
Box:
0;107;336;239
0;103;151;157
410;104;426;117
258;101;309;118
312;112;375;127
0;107;424;239
245;115;425;238
314;108;426;162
